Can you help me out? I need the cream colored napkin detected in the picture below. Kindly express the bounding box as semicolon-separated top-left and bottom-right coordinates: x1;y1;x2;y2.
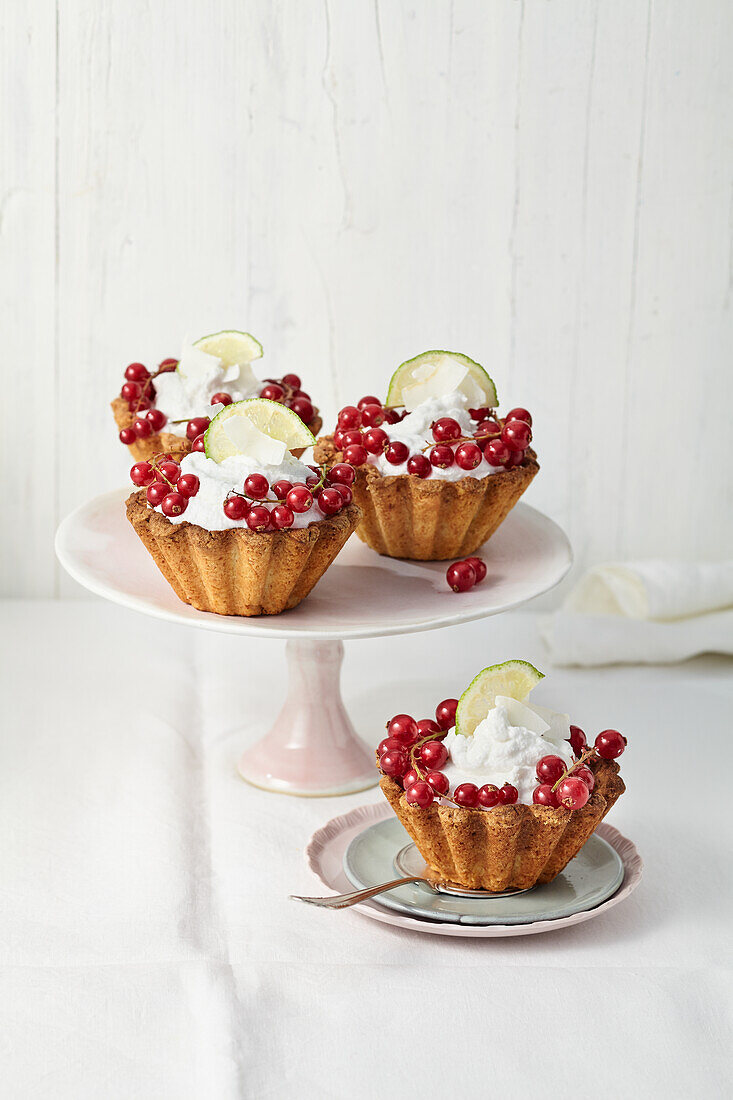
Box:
540;561;733;665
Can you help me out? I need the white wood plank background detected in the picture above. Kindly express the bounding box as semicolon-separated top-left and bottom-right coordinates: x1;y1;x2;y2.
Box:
2;0;732;599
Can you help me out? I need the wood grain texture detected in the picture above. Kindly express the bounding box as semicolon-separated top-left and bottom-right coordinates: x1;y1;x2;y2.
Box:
2;0;731;598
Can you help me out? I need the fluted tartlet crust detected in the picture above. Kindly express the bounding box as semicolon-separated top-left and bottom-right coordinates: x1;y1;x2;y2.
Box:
113;397;322;463
126;490;359;616
314;435;538;560
378;756;625;891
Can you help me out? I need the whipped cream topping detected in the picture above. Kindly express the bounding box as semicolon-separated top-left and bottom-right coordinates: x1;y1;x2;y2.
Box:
442;696;574;804
156;449;325;531
153;342;263;437
369;390;504;481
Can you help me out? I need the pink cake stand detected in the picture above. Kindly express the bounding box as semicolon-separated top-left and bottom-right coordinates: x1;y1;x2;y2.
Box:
55;488;572;797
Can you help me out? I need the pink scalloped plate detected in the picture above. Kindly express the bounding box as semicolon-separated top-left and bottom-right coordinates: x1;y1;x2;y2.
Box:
305;802;642;937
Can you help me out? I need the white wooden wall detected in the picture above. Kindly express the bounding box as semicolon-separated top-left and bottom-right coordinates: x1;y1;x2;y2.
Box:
3;0;732;599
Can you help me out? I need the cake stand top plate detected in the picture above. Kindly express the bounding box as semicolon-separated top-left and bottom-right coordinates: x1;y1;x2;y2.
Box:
55;488;572;640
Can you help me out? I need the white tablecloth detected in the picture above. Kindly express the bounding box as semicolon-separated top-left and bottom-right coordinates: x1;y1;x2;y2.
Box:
2;600;731;1098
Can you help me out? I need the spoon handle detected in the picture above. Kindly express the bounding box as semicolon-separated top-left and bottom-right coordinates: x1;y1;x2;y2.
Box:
291;875;426;909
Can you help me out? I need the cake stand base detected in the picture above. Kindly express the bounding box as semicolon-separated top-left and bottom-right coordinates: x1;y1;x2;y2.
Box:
237;639;377;796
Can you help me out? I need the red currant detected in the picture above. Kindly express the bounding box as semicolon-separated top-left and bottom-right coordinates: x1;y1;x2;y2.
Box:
463;557;487;583
360;404;385;429
282;373;301;390
187;417;210;441
132;395;151;412
407;454;431;478
378;737;405;756
158;358;178;371
327;463;355;486
338;429;363;450
211;392;233;406
246;505;271;532
502;419;532;450
362;427;389;455
338;406;362;430
223;496;249;521
532;784;558;807
475;418;501;437
191;434;206;452
176;474;200;498
158;460;181;484
385;441;409;465
535;755;567;785
402;768;420;790
571;764;595;791
261;383;284;401
405;780;434;808
332;483;353;506
305;475;320;489
417;718;441;736
478;784;501;808
291;397;314;423
432;417;461;443
342;444;368;467
447;561;476;592
453;783;479;808
469;407;490;421
504;448;525;469
419;741;448;770
146;408;167;432
430;444;454;469
161;492;187;517
485;439;511;466
357;395;381;409
245;473;269;500
384;408;402;424
425;771;449;796
380;749;408;778
455;442;483;470
146;481;169;506
506;407;532;426
130;462;155;486
556;777;590;810
387;714;419;745
435;699;458;731
125;362;149;383
272;480;293;500
499;783;519;804
271;504;295;530
121;381;141;401
119;428;137;445
286;486;313;513
133;417;152;439
317;487;343;516
568;725;587;756
594;730;626;759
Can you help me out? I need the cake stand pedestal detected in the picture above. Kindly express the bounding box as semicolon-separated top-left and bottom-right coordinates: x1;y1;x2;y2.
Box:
55;489;572;796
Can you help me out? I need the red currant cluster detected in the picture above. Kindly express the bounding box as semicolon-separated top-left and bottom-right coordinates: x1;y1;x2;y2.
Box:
118;359;178;444
256;372;315;425
129;455;200;517
221;462;356;532
446;556;487;593
532;726;627;810
333;398;533;475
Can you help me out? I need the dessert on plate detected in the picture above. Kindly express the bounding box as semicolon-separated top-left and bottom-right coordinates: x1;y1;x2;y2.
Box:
376;660;627;891
126;398;359;616
113;329;322;462
314;350;538;560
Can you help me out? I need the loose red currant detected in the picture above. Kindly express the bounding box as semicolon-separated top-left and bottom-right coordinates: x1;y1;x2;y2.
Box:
146;481;169;506
455;442;483;470
211;392;233;406
435;699;458;731
469;407;490;421
405;780;434;808
245;473;269;499
327;463;356;486
387;714;419;745
532;784;558;807
261;383;284;401
429;444;454;469
121;381;141;401
191;434;206;452
286;486;313;513
130;461;155;486
499;783;519;804
272;480;293;500
357;395;381;409
385;441;409;465
417;718;441;736
360;404;385;429
176;474;200;498
571;764;595;791
380;749;408;778
502;419;532;450
485;438;511;466
271;504;295;530
463;557;487;583
362;427;389;455
478;784;501;808
161;492;187;517
332;483;353;506
125;362;149;383
158;460;181;484
419;741;448;770
282;372;301;390
568;725;587;756
535;755;567;785
317;487;343;515
132;417;152;439
146;408;167;432
407;454;431;478
338;406;362;430
119;428;137;445
453;783;479;808
246;505;271;532
378;737;405;756
223;496;249;521
447;561;476;592
506;407;532;426
291;397;314;423
432;417;461;443
342;444;368;467
556;777;590;810
187;417;210;441
594;730;626;759
425;771;449;796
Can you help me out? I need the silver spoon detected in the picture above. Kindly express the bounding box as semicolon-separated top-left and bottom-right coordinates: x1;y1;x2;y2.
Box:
291;874;430;909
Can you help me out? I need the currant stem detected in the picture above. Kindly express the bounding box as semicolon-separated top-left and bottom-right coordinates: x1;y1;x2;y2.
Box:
551;747;596;793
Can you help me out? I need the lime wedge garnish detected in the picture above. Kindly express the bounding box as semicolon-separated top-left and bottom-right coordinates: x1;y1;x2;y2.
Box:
386;350;498;411
193;330;263;366
455;660;544;738
204;398;316;463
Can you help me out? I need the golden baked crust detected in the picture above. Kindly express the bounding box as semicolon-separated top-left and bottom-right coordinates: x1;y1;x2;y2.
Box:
314;435;538;560
112;397;322;463
126;490;359;616
378;756;625;891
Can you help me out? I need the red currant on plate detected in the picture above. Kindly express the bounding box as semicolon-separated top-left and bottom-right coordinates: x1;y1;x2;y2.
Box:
418;740;448;770
425;770;449;796
380;750;408;778
453;783;479;808
405;780;434;808
223;496;249;521
568;724;587;756
446;560;476;592
499;783;518;804
161;492;187;517
176;474;200;498
387;714;419;745
556;777;590;810
478;784;501;808
594;729;626;759
535;754;567;785
532;783;558;807
463;557;487;583
407;454;431;478
435;698;458;731
432;417;461;442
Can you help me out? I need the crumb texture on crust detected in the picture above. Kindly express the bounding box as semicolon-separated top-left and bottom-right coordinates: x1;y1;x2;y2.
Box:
314;435;538;560
379;757;625;890
126;490;359;616
113;397;322;463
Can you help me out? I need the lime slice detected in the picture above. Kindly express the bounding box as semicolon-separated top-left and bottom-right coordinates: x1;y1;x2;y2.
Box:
204;398;316;463
455;660;544;738
193;329;263;366
386;350;498;411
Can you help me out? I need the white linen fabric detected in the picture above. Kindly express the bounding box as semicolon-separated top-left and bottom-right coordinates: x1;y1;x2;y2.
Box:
541;560;733;665
1;601;730;1098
